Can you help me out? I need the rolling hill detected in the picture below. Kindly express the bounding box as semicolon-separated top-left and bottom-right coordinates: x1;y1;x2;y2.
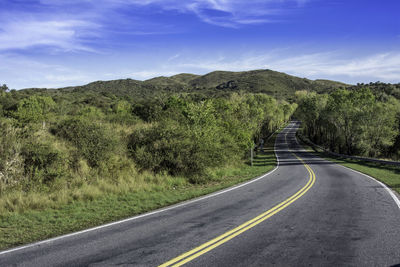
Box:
24;69;349;101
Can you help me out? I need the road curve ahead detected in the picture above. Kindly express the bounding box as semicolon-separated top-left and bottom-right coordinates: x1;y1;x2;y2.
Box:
1;122;399;266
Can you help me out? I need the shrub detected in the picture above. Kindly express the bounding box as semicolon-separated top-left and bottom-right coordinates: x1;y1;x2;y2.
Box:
132;101;163;122
0;120;24;191
128;118;228;178
128;94;295;179
77;106;105;120
22;142;66;185
13;95;56;124
109;100;137;124
53;118;115;167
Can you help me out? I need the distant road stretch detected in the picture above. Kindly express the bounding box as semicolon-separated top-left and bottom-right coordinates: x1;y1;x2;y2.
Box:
1;121;399;266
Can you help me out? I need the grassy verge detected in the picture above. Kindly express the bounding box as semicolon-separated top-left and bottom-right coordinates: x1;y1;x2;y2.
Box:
298;135;400;195
0;132;278;250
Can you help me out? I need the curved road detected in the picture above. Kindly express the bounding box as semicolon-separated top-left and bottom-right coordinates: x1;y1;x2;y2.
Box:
1;122;399;266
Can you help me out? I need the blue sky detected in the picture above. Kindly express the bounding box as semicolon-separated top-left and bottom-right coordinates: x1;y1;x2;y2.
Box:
1;0;399;89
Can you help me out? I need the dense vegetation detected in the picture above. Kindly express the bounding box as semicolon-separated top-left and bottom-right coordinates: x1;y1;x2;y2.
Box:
2;72;399;208
1;70;400;249
349;82;400;101
295;86;400;160
23;69;346;102
0;81;296;213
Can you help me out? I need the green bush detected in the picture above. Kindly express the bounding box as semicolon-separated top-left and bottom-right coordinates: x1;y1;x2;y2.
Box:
128;119;225;178
127;94;295;179
109;100;137;124
77;106;105;120
132;101;163;122
0;119;24;191
13;95;55;124
22;142;66;185
53;118;115;167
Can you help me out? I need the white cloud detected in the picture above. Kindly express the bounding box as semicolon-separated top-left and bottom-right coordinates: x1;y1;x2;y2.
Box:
136;0;305;27
0;54;181;89
167;54;181;61
0;19;99;52
177;51;400;83
0;54;98;88
41;0;307;28
0;0;308;53
270;52;400;82
2;50;400;90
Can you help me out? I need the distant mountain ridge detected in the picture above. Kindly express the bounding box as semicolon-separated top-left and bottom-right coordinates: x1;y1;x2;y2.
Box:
27;69;349;100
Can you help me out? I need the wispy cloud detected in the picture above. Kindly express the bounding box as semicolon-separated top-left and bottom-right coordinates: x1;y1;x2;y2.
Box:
0;53;181;89
123;0;308;27
177;50;400;83
0;54;98;88
0;19;99;52
2;0;397;89
3;49;399;90
168;54;181;61
0;0;309;53
40;0;308;29
269;52;400;82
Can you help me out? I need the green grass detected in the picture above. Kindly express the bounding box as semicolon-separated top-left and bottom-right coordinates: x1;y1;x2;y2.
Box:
0;133;278;250
299;136;400;194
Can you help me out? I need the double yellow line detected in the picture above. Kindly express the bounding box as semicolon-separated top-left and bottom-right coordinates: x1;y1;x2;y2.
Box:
160;149;316;266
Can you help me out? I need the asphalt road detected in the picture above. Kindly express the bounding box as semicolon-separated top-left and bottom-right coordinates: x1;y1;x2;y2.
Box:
1;122;399;266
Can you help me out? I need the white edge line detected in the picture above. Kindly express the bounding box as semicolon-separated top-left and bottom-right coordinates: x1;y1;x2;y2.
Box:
294;130;400;211
0;126;293;256
337;164;400;210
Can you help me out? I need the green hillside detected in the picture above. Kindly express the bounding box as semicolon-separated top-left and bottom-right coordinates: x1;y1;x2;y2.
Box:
24;69;347;101
187;69;347;99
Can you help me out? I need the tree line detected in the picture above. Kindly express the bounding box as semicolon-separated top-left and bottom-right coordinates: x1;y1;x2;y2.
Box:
295;87;400;159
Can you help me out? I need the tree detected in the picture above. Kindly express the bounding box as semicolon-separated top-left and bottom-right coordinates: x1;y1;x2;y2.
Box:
0;84;8;93
0;120;24;192
296;87;399;158
113;100;132;115
362;101;397;157
14;95;56;128
295;91;327;142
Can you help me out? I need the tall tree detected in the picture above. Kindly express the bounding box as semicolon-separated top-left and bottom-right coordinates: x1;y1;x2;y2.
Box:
14;95;56;128
0;84;8;94
296;87;399;158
